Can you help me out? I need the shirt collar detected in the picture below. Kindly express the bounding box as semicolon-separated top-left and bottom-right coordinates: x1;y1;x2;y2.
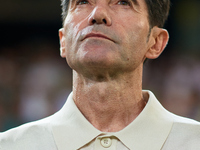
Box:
52;90;173;150
52;93;102;150
114;90;173;149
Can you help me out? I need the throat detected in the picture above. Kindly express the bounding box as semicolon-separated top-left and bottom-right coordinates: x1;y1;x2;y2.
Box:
72;70;146;132
86;97;146;132
74;87;146;132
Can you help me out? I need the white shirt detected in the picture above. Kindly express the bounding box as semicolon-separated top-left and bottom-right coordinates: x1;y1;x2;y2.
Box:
1;90;200;150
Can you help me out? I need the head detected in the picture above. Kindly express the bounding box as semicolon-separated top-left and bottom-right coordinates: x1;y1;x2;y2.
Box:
59;0;170;80
61;0;170;28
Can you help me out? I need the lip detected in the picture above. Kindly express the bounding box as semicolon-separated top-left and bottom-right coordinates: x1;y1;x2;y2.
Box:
82;33;114;42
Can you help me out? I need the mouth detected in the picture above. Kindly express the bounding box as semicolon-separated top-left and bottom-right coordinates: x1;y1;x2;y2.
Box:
82;33;114;43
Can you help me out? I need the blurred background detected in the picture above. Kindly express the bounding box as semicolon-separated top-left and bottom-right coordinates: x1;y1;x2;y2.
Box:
0;0;200;132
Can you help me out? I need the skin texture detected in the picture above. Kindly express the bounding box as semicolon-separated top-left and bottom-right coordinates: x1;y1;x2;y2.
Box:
59;0;169;132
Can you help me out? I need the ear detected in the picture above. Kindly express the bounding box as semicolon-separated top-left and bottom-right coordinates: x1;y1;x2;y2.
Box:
59;28;66;58
145;27;169;59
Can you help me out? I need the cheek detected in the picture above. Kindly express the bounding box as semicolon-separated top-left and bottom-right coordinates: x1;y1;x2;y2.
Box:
64;13;89;45
129;23;150;52
63;19;80;53
63;15;88;68
116;13;149;43
120;22;150;63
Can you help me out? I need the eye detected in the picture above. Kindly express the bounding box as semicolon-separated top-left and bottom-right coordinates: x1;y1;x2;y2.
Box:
117;0;131;6
76;0;89;5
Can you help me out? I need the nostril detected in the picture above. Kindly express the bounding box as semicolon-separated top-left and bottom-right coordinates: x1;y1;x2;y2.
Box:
90;17;108;25
103;19;107;24
92;19;96;24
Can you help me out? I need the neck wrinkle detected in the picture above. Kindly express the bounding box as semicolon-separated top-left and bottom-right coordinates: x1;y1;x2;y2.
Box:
72;65;145;132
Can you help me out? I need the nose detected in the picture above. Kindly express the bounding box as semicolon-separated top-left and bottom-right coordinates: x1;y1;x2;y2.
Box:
88;6;112;26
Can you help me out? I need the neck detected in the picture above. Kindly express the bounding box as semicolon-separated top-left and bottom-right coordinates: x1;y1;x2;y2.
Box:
72;65;146;132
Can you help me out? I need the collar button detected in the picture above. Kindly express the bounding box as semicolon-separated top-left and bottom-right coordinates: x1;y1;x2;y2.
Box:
100;137;112;148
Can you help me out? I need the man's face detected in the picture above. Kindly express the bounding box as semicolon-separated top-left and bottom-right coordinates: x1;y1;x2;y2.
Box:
60;0;153;76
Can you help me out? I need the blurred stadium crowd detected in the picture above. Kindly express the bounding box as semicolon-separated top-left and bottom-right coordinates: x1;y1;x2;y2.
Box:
0;0;200;131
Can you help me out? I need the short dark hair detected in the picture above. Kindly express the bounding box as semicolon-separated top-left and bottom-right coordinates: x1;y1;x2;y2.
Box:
61;0;170;28
145;0;170;28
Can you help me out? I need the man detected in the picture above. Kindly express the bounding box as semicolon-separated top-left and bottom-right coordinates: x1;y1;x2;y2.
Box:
1;0;200;149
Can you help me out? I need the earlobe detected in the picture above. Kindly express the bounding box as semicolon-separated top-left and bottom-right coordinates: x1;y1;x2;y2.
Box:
145;27;169;59
59;28;66;58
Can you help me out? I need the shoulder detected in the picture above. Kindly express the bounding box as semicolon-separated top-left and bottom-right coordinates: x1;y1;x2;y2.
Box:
171;112;200;129
168;111;200;136
163;113;200;149
0;114;58;150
